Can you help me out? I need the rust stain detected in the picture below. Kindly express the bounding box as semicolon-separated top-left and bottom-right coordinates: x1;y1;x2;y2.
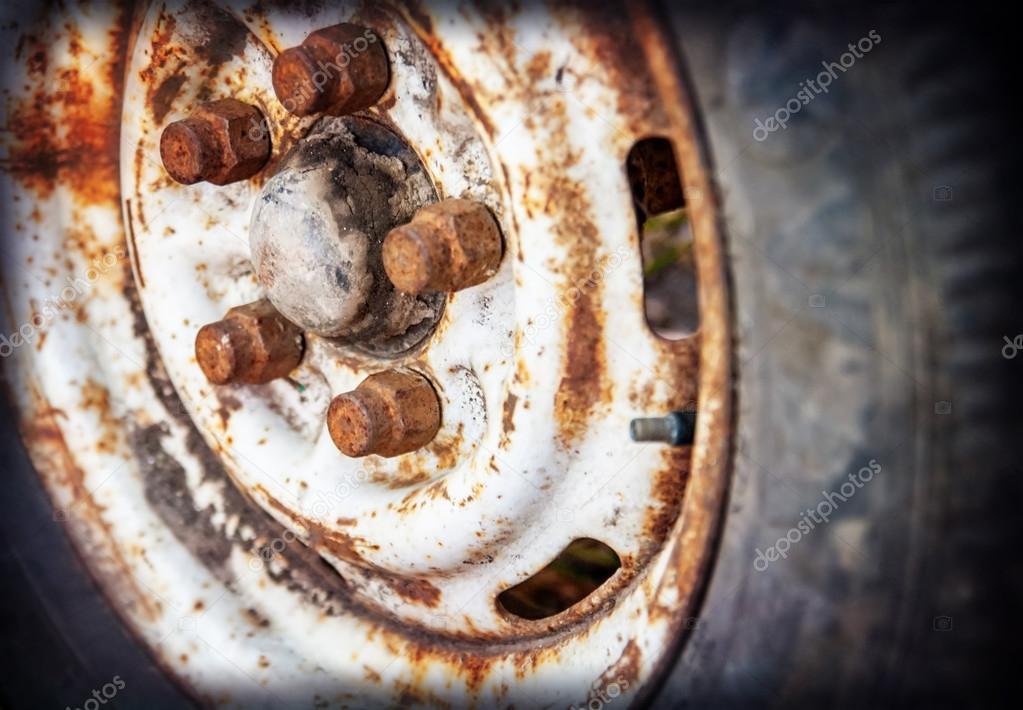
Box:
554;290;607;446
383;574;442;608
501;392;517;434
80;378;122;454
524;50;551;83
244;607;271;628
498;391;517;449
400;3;496;139
388;424;462;490
124;200;146;289
260;488;442;608
215;392;242;429
513;356;529;386
363;665;382;684
628;377;656;409
643;447;691;546
1;11;130;207
561;4;666;135
384;465;430;489
188;2;249;70
407;645;497;695
149;73;186;125
18;388;160;623
377;419;464;497
138;8;178;90
488;50;617;447
18;33;48;77
239;8;284;56
592;639;641;701
132;143;148;229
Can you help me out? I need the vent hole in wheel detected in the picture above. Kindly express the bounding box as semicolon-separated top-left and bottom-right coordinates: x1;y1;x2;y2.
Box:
497;538;621;620
627;137;698;340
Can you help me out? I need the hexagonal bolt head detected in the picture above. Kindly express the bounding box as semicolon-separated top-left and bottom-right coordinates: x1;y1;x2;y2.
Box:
272;23;389;117
195;300;304;385
160;99;271;186
382;198;503;295
327;369;441;458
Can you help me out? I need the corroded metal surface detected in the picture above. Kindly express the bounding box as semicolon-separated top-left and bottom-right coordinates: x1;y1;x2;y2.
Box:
195;299;304;384
248;116;443;346
383;198;504;295
0;1;732;707
272;22;389;117
328;368;441;457
160;98;270;185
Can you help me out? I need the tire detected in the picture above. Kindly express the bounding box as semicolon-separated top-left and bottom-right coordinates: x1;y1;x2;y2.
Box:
651;2;1020;708
0;396;194;708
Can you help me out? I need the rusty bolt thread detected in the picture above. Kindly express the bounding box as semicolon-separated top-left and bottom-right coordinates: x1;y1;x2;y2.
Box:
195;300;304;385
272;23;389;117
327;370;441;458
160;99;271;186
629;411;696;446
382;198;503;295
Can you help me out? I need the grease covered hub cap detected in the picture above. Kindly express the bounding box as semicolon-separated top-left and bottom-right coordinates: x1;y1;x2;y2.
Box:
249;117;445;353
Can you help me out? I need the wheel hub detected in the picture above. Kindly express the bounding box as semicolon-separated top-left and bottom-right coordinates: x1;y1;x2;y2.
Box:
250;117;444;351
1;2;733;707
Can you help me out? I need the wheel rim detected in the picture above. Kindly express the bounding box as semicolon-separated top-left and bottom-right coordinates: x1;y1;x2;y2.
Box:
1;2;732;706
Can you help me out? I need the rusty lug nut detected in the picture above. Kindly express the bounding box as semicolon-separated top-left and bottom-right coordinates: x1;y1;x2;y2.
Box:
195;300;304;385
160;99;271;186
327;369;440;458
382;198;503;295
272;23;389;117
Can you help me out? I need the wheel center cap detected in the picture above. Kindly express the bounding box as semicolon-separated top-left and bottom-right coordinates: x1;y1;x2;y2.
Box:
249;117;443;354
